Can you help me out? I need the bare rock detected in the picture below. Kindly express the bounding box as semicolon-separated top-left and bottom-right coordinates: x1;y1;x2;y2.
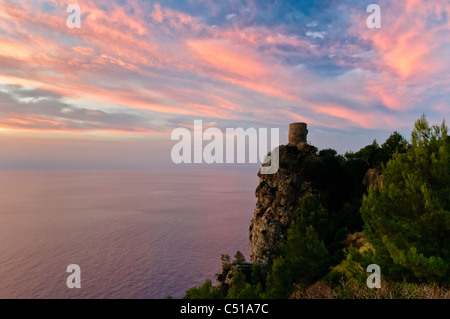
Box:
363;167;383;188
249;144;321;267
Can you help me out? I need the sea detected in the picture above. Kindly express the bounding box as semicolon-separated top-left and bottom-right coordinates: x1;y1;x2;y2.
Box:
0;168;258;299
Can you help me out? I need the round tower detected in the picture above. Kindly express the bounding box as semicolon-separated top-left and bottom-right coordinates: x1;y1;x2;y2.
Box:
289;122;308;146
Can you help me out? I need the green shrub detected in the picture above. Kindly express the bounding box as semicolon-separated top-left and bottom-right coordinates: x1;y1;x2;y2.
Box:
183;279;224;299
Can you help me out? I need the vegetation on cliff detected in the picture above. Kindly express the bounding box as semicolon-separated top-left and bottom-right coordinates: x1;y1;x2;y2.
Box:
183;115;450;299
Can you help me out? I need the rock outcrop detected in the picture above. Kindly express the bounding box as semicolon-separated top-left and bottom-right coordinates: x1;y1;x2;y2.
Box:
362;167;383;188
249;140;318;267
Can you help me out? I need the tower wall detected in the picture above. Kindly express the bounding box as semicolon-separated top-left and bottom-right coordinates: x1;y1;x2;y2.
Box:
288;122;308;146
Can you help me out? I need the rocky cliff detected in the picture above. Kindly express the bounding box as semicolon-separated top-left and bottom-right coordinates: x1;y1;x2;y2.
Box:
249;142;319;266
249;123;371;269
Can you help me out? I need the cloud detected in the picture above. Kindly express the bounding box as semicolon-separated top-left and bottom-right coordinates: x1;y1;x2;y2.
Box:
0;0;448;142
346;0;450;115
226;13;237;21
306;21;318;28
151;3;164;23
305;31;326;39
0;85;161;133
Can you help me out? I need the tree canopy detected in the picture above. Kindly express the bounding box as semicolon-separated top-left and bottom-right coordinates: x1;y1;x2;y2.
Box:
361;115;450;283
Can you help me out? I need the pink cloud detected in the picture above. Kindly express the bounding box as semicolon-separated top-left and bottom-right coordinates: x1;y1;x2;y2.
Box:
0;0;448;137
315;105;378;129
186;38;303;102
349;0;450;112
151;3;164;23
1;0;308;126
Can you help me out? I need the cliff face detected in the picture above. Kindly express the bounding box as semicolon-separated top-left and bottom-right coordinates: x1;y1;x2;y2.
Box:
249;143;318;266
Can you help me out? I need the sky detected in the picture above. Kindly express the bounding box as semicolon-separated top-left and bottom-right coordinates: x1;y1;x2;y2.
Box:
0;0;449;169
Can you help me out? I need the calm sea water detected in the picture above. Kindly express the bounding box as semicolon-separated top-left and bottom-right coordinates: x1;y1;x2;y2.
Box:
0;168;258;299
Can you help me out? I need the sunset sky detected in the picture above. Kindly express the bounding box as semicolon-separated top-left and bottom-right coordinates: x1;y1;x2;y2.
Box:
0;0;449;168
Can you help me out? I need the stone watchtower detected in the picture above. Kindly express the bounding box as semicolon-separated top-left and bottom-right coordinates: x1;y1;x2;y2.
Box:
288;122;308;147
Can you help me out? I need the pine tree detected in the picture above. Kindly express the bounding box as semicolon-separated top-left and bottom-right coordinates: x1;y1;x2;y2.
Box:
361;115;450;283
